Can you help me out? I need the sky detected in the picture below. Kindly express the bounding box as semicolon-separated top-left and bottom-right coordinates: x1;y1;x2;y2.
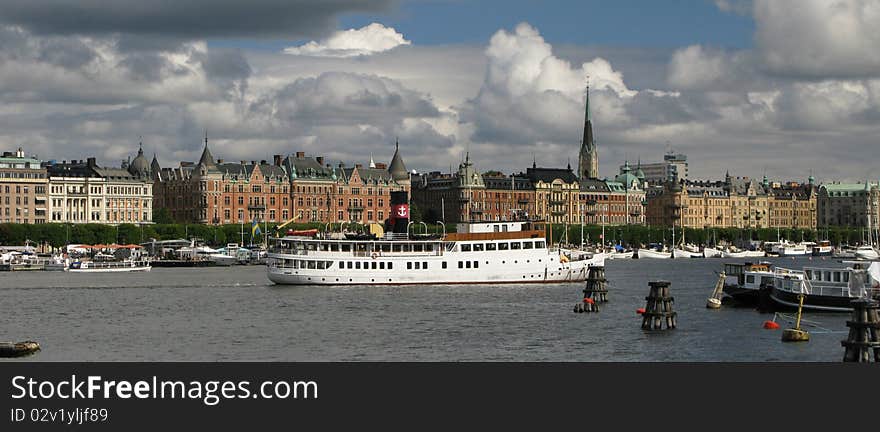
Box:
0;0;878;183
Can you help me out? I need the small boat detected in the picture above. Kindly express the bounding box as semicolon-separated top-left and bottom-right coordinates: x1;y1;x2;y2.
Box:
854;245;879;260
637;248;672;259
0;341;40;358
721;261;775;304
811;240;833;257
609;251;634;259
44;254;70;271
69;259;151;273
702;247;723;258
773;242;809;257
673;248;703;259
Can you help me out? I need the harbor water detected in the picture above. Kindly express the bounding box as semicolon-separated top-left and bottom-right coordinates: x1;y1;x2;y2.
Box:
0;256;852;361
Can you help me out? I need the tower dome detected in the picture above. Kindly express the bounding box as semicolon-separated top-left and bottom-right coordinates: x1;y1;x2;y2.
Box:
128;143;150;177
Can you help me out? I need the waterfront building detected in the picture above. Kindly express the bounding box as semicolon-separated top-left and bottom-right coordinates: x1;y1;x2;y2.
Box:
0;148;48;224
768;179;817;230
46;146;153;224
645;175;816;230
153;137;408;225
528;164;581;224
817;181;879;228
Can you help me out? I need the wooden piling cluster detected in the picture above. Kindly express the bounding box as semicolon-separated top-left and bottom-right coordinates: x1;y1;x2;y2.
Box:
641;281;676;330
586;266;608;303
841;298;880;362
574;266;607;313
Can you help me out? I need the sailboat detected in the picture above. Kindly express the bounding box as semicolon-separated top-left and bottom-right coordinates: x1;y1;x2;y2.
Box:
672;209;702;258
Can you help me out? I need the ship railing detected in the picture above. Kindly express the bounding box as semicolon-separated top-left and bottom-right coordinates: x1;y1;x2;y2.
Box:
268;248;309;256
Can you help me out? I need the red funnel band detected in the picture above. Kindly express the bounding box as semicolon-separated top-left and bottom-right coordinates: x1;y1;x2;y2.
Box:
392;204;409;219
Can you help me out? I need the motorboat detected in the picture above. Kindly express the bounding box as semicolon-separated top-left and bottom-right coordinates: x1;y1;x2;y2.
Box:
702;247;723;258
768;261;880;312
721;261;775;304
854;245;879;260
811;240;834;257
69;258;151;273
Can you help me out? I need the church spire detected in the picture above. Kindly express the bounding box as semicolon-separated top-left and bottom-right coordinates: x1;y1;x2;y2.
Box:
578;77;598;180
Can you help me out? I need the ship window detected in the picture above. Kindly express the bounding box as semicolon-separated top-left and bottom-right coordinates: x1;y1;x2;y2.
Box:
425;244;434;252
316;261;325;269
393;244;402;252
356;262;361;269
442;262;447;269
413;244;423;252
347;262;353;269
402;244;411;252
511;242;521;250
330;244;339;252
844;273;849;283
372;262;377;270
380;262;385;270
306;243;316;251
407;262;412;270
806;270;813;279
308;261;316;269
473;261;479;268
746;275;755;284
466;261;471;268
381;244;391;252
423;261;428;269
825;271;831;281
535;241;546;248
458;261;463;269
388;263;393;270
461;244;472;252
834;272;841;282
486;243;496;251
339;261;344;269
473;244;484;252
498;243;509;251
414;262;420;269
523;241;533;249
320;243;329;251
341;244;351;252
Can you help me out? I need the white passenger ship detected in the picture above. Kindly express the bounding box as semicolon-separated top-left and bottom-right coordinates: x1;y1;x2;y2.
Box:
266;220;606;286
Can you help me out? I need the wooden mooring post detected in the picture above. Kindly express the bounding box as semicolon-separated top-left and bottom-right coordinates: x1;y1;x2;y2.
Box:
641;281;676;330
841;298;880;362
574;266;606;313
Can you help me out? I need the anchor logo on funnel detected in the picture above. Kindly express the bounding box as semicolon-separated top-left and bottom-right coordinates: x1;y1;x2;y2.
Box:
396;205;409;218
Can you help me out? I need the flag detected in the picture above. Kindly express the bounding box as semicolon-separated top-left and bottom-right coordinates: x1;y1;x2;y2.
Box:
251;219;261;237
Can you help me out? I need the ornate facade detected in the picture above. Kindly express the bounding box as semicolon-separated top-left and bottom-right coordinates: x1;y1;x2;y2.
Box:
46;146;153;225
0;148;48;224
152;138;408;225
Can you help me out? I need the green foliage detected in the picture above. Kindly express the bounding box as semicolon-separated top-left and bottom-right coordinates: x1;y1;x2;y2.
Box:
152;207;173;225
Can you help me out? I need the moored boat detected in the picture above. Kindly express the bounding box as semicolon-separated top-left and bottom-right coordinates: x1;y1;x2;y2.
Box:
69;258;151;273
811;240;833;257
266;192;605;285
636;248;671;259
768;262;880;312
721;261;775;304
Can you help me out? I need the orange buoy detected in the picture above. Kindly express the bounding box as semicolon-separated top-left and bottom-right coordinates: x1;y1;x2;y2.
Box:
763;320;780;330
583;298;594;305
636;308;646;315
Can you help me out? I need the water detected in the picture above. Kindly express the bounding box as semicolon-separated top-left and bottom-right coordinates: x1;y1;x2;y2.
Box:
0;256;854;361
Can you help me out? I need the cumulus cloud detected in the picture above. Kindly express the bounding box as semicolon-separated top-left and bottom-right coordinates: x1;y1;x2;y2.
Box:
459;22;692;173
283;23;411;58
755;0;880;78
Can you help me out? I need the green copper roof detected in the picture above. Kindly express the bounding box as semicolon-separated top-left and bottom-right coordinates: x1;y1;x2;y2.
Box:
820;183;878;192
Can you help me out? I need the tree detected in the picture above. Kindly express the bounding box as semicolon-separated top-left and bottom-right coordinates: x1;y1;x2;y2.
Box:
153;207;173;225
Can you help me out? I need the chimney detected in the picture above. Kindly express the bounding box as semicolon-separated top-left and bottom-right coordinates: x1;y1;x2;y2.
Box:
316;156;324;165
87;157;97;168
273;155;282;166
217;159;224;164
296;151;305;158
